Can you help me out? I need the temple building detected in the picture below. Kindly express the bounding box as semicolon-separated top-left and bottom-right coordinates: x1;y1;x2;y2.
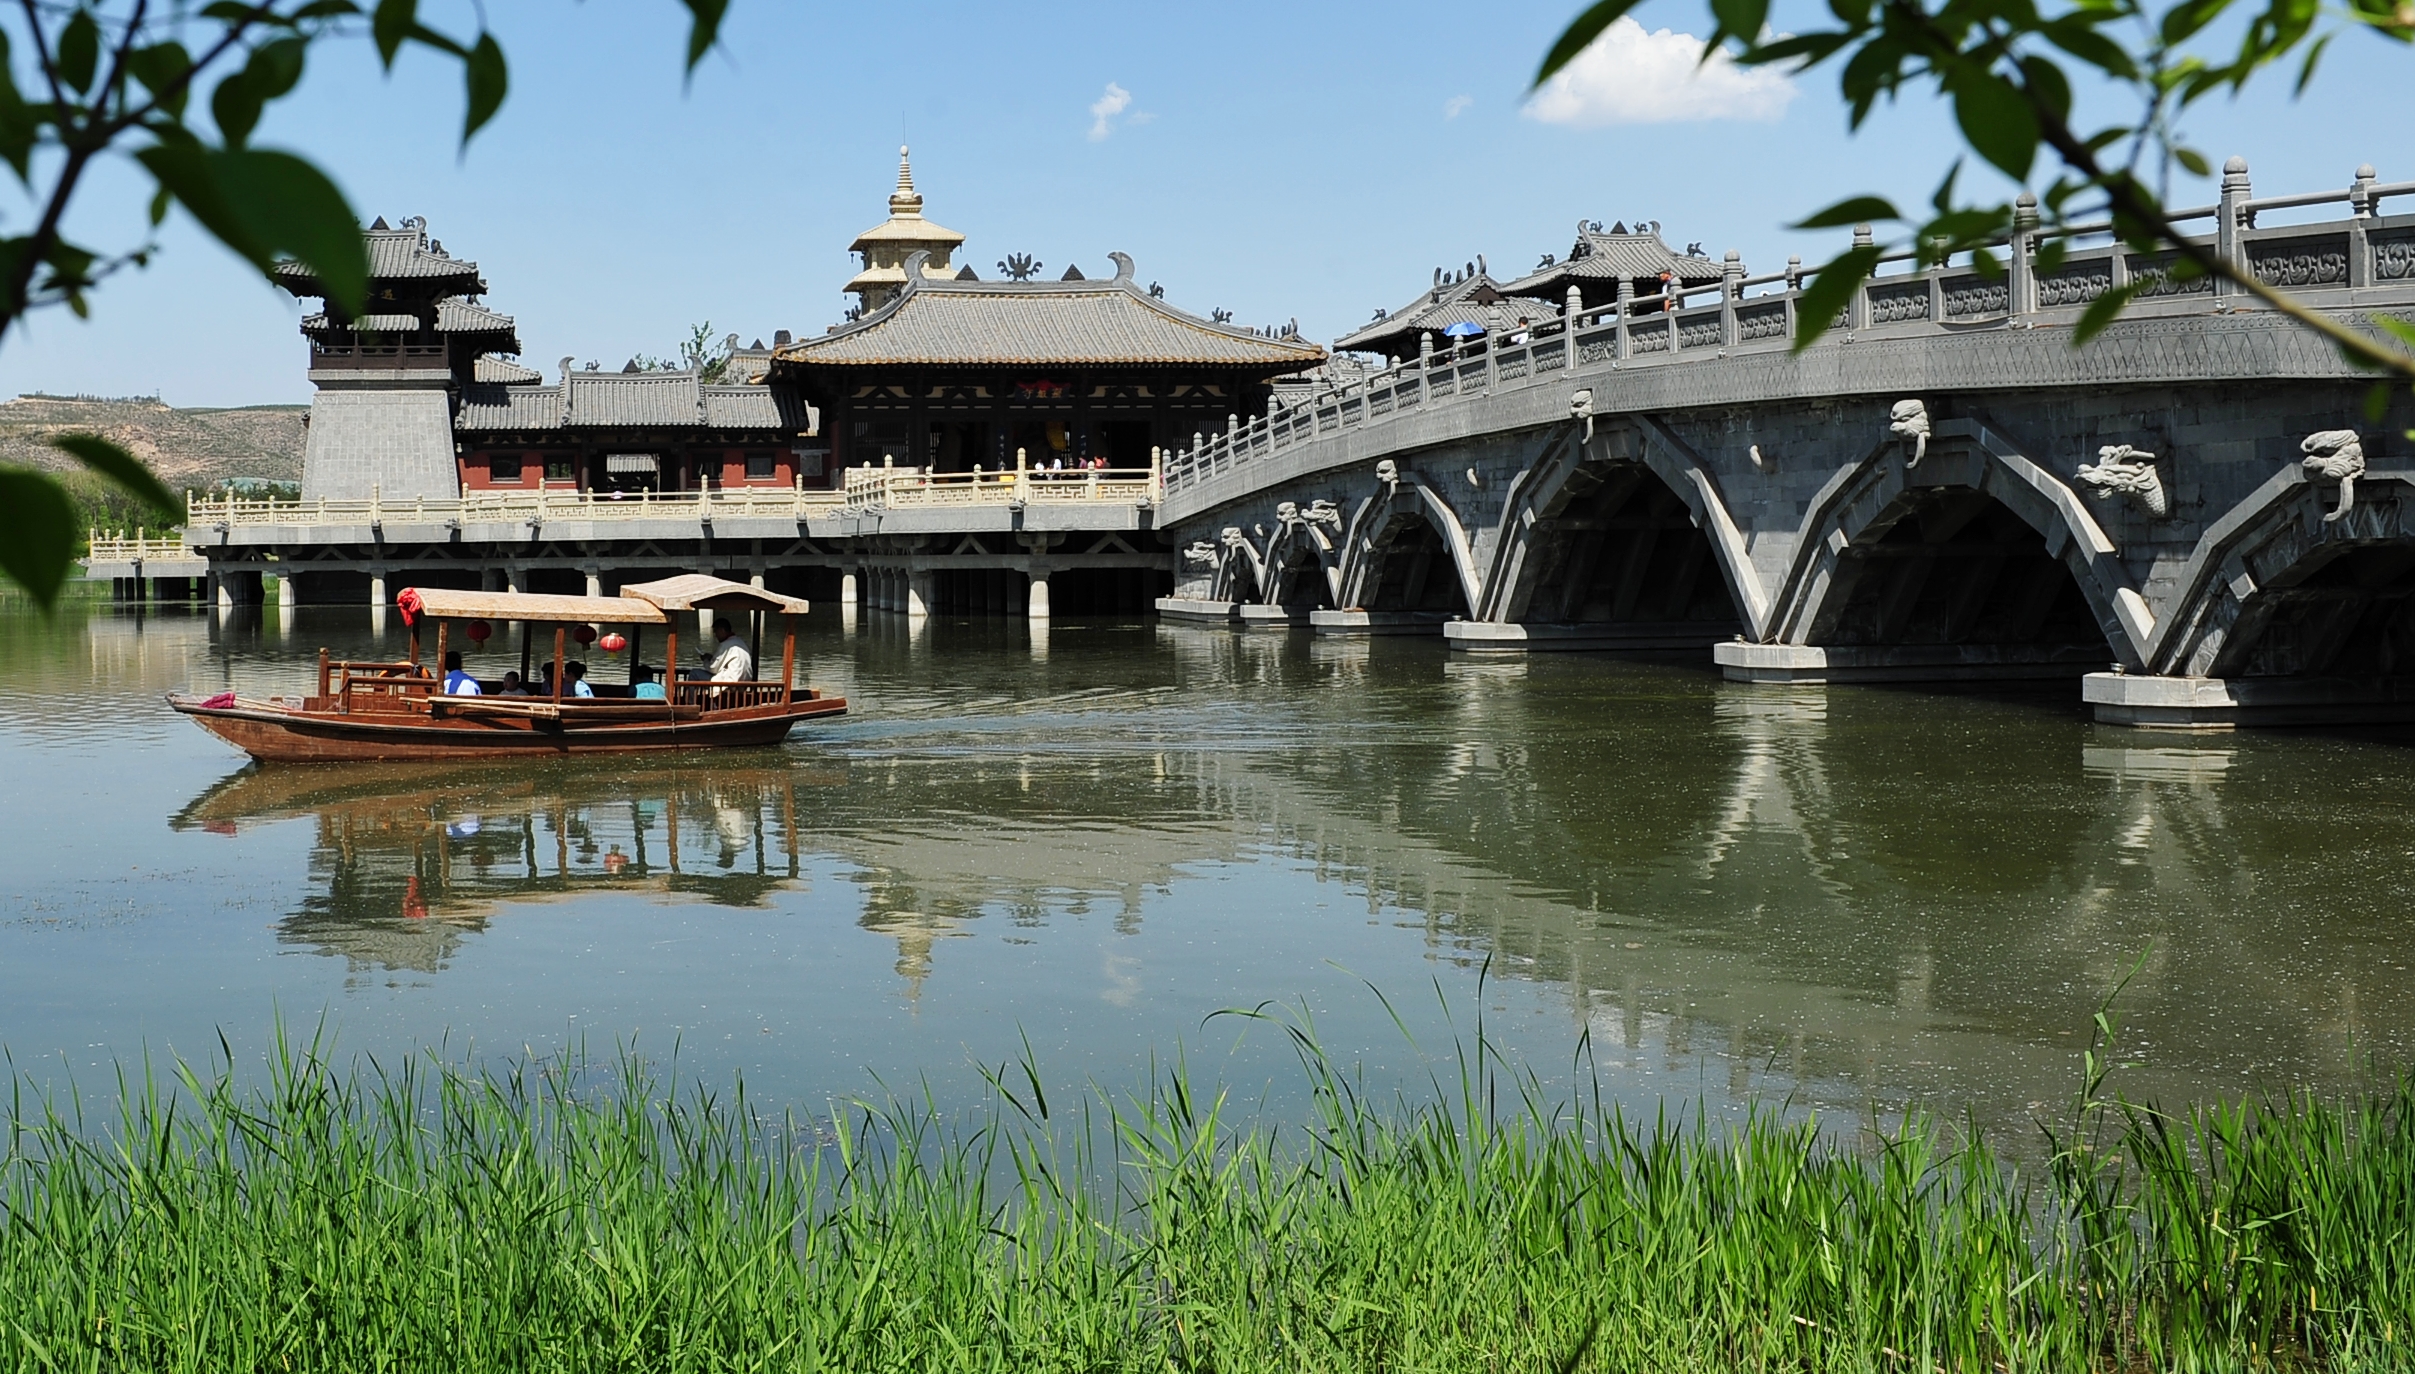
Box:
773;249;1322;473
1498;220;1728;308
1334;262;1560;362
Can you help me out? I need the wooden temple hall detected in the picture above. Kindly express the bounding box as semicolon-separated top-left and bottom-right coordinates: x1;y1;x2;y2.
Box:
206;149;1324;615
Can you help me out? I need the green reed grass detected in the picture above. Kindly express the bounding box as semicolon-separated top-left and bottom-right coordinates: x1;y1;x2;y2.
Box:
3;1004;2412;1372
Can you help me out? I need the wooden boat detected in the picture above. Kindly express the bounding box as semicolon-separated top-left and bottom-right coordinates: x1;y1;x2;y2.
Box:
170;575;848;762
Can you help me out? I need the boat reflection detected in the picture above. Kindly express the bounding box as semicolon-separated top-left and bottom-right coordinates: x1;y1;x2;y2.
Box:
173;758;841;974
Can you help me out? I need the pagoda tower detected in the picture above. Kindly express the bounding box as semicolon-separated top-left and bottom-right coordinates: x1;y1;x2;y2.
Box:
843;147;965;316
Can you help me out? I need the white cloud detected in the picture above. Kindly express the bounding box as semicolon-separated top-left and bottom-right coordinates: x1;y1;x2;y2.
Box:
1522;18;1794;126
1443;94;1474;120
1088;82;1133;141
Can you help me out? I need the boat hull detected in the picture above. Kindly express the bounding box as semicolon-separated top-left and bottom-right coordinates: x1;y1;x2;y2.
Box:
170;695;848;763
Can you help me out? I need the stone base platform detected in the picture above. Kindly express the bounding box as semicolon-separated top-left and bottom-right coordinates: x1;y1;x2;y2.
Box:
1446;621;1733;654
1310;609;1450;637
1716;642;2103;684
2083;671;2415;729
1237;603;1312;631
1153;596;1240;624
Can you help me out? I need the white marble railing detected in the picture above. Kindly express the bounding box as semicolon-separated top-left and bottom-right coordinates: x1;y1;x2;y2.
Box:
187;486;853;531
84;532;198;562
839;461;1161;511
1164;160;2415;508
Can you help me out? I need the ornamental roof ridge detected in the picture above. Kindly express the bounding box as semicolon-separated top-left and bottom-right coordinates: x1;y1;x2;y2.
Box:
776;249;1324;369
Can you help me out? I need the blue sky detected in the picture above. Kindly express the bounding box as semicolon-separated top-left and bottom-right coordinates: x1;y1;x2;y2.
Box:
5;0;2411;406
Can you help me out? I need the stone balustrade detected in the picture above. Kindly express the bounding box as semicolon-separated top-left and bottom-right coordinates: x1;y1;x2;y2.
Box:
1162;160;2415;523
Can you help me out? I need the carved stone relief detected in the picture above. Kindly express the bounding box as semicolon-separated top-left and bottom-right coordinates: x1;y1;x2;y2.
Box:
2300;429;2366;524
1889;399;1931;468
1569;389;1595;443
2075;444;2169;518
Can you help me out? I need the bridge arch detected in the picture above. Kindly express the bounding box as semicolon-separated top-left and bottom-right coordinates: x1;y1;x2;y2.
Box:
1335;478;1480;617
1767;420;2154;669
1471;418;1763;646
1260;505;1343;609
2148;466;2415;679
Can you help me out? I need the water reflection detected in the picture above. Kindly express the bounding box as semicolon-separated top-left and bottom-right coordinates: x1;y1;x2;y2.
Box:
11;605;2415;1135
172;761;828;976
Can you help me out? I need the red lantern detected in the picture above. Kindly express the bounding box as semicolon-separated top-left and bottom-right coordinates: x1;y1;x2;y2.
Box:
572;624;598;647
464;619;492;643
598;632;628;653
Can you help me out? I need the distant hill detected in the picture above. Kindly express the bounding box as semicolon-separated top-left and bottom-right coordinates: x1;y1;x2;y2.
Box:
1;395;307;492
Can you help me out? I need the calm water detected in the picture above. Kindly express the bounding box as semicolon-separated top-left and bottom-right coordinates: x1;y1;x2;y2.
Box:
4;598;2413;1137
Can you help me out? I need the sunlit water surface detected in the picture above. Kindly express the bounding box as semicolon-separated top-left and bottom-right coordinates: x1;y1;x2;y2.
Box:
5;600;2413;1143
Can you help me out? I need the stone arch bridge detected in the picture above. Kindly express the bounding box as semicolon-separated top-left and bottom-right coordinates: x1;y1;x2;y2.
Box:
1158;161;2415;728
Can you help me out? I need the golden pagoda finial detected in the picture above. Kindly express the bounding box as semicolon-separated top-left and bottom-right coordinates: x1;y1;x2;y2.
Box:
890;145;922;217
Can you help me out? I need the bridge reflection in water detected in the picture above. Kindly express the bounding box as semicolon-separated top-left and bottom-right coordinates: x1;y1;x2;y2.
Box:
114;607;2415;1134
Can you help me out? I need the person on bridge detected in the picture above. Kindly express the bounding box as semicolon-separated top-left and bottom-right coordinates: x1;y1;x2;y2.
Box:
707;619;753;682
442;652;482;696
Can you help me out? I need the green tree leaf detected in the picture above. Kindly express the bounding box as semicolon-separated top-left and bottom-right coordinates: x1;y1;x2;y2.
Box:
126;42;196;120
1951;73;2039;181
1536;0;1647;85
0;469;79;612
49;434;180;515
1794;196;1900;229
679;0;731;73
1792;245;1881;352
1709;0;1771;46
2073;280;2149;345
463;33;506;142
373;0;418;67
137;144;369;316
57;10;100;95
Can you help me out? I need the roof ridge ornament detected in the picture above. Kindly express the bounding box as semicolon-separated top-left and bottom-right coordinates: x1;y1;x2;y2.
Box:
1109;251;1134;283
890;145;922;217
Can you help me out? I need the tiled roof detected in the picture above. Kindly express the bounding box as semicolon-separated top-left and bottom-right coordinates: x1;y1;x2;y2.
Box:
474;355;544;384
436;299;517;336
276;218;484;296
455;371;802;433
781;260;1324;370
1502;227;1726;299
301;312;423;333
1334;271;1556;354
456;385;564;431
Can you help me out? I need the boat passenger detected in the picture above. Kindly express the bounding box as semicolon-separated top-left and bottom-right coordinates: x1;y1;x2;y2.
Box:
442;652;482;696
565;661;596;698
631;666;667;701
497;671;531;697
708;619;753;681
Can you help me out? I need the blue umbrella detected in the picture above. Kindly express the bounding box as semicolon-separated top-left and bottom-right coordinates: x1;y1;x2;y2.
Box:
1443;321;1485;337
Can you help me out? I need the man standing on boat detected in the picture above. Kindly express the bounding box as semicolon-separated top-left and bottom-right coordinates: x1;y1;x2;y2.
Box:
707;619;753;682
442;652;482;696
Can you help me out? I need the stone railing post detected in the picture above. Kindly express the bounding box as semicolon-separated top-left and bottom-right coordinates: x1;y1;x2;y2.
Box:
1564;286;1582;370
2009;191;2038;320
1615;278;1633;360
1418;332;1434;403
1719;251;1742;347
2349;163;2379;288
1484;329;1498;390
1783;255;1801;340
1850;225;1875;332
1927;236;1947;322
2217;156;2252;303
1666;275;1683;356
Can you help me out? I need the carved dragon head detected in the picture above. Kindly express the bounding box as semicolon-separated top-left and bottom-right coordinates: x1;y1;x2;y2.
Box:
2075;444;2169;518
1888;398;1932;468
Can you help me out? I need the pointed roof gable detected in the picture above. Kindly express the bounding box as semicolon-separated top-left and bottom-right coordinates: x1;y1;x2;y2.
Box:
780;253;1324;372
1501;222;1726;301
1334;269;1557;357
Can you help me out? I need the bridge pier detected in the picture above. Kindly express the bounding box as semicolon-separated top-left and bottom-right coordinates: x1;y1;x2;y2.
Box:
1311;609;1448;636
1715;642;2105;683
2082;671;2415;729
1027;572;1050;620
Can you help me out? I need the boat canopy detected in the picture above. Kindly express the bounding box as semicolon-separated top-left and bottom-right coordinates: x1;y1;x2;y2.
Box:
619;575;811;615
407;589;670;624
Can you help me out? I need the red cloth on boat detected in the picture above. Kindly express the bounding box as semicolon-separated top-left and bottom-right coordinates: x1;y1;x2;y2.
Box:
197;691;236;709
395;587;423;625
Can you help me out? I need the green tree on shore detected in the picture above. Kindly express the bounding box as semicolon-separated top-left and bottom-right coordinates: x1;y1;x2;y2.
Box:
0;0;731;610
1539;0;2415;378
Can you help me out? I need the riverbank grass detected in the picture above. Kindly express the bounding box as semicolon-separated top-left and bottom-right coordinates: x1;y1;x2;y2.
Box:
4;1022;2412;1371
